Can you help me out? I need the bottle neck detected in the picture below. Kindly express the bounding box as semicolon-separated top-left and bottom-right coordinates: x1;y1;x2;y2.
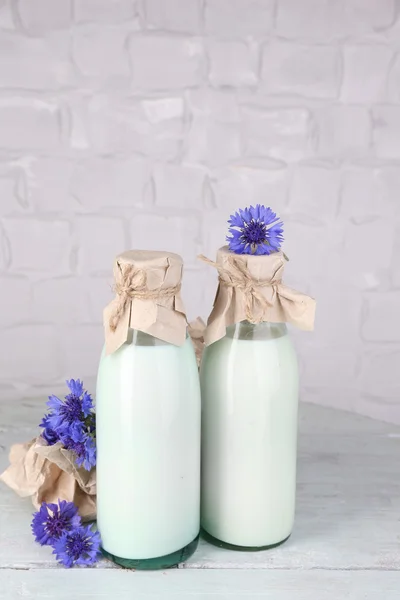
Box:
128;329;170;347
226;320;287;341
127;329;189;347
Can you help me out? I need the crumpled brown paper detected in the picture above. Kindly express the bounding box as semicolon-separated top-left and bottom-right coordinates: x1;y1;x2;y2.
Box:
188;317;206;366
200;246;316;346
104;250;188;354
0;436;96;520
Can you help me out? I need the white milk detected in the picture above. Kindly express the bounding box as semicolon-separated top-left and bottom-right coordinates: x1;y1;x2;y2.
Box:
96;332;201;561
200;324;299;548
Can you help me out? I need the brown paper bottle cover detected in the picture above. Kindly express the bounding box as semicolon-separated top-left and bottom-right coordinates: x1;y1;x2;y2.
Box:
200;246;316;346
103;250;188;354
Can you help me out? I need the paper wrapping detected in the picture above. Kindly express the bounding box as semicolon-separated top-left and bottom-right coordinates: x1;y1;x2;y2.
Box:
104;250;187;354
188;317;206;366
0;437;96;520
202;246;316;346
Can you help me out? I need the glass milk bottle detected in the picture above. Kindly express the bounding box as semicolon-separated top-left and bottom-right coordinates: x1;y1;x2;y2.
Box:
96;250;201;569
200;247;315;550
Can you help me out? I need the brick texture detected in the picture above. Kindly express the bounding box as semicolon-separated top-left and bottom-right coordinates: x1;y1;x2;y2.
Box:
85;95;185;158
261;43;340;99
72;29;130;83
0;0;399;424
128;36;204;90
373;107;400;158
16;0;72;35
341;45;392;103
0;34;75;90
208;40;258;87
205;0;274;36
74;0;136;23
242;107;313;161
71;157;151;209
144;0;202;33
0;99;60;150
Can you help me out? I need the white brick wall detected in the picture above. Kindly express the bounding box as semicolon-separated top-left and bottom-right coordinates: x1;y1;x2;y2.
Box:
0;0;399;424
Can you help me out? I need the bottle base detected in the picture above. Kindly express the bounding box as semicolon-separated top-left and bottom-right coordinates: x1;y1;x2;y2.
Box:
101;534;199;570
201;527;290;552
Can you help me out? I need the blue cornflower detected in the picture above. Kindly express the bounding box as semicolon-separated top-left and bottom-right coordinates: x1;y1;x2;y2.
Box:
53;525;101;568
31;500;81;546
39;414;60;446
63;428;97;471
39;379;96;470
66;378;84;398
227;205;284;255
46;379;94;432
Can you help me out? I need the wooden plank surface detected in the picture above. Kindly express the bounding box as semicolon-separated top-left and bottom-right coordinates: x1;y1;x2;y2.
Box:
1;569;400;600
1;398;400;598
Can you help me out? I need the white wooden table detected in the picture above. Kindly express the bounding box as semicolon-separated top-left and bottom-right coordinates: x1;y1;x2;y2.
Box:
0;399;399;599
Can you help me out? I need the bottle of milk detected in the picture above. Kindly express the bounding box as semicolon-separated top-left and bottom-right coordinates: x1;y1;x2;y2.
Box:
96;250;201;569
200;244;315;550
